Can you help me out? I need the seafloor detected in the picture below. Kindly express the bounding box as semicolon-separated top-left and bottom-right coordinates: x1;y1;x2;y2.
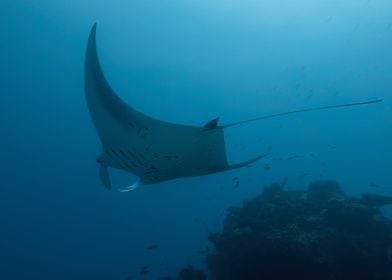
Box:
170;180;392;280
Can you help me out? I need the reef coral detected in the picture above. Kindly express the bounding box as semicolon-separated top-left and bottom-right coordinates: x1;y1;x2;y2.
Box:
177;266;207;280
204;180;392;280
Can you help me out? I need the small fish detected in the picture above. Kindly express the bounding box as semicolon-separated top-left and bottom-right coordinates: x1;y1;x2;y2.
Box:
287;155;300;161
369;182;380;188
324;16;333;23
140;266;149;276
232;177;239;181
198;250;206;255
146;244;159;250
264;165;271;170
234;181;240;188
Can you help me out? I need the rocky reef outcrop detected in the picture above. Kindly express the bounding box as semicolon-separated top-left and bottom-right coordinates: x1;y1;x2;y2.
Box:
205;180;392;280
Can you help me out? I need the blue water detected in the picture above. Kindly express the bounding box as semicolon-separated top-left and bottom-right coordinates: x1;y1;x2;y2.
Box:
1;0;391;279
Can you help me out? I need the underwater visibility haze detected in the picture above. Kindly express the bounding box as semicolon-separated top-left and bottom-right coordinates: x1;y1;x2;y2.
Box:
1;0;392;279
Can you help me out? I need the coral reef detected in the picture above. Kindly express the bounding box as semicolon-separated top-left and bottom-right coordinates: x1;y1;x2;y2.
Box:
205;180;392;280
178;266;207;280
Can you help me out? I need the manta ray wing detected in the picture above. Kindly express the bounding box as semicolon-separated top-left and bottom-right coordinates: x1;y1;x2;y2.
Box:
85;24;254;187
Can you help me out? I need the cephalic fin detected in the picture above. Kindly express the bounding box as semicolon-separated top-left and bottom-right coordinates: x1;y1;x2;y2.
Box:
99;163;112;190
99;163;143;192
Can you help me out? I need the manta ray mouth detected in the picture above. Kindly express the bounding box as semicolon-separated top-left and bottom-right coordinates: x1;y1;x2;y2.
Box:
118;180;143;192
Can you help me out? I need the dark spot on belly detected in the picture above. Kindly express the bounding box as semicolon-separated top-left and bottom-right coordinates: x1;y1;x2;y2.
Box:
137;126;149;138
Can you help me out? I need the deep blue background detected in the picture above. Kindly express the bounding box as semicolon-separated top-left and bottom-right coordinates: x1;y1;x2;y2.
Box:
1;0;391;279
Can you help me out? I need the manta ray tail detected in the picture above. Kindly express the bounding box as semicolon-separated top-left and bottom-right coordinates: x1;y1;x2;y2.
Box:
220;99;383;129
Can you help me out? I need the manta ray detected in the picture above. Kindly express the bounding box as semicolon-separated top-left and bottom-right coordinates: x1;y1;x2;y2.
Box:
84;24;381;191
